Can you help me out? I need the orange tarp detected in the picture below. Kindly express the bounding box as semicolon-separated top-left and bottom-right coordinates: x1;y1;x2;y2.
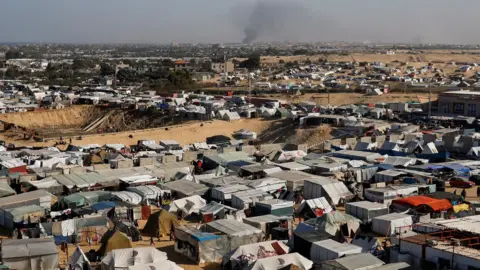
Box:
393;195;452;211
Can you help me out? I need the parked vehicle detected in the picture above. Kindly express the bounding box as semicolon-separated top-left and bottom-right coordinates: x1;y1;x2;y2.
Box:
449;177;475;188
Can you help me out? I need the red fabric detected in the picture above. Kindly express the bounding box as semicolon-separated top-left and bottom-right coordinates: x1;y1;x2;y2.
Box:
314;208;324;217
141;205;151;220
8;165;27;174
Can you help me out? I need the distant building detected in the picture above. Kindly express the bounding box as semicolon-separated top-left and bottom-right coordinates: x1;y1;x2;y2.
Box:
174;60;194;71
438;90;480;117
0;52;5;68
211;60;234;74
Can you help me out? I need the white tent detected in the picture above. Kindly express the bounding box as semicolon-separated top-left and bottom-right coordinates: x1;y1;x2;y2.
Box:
168;195;206;215
101;247;168;270
113;191;143;205
468;146;480;157
372;213;413;236
247;178;286;193
126;185;169;201
225;240;289;269
310;239;362;262
127;261;183;270
250;253;312;270
1;238;59;270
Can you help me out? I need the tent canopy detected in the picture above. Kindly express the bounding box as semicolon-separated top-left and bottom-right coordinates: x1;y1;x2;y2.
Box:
142;210;180;237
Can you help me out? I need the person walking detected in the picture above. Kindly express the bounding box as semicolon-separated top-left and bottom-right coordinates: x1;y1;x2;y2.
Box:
461;188;467;199
453;189;457;195
477;186;480;198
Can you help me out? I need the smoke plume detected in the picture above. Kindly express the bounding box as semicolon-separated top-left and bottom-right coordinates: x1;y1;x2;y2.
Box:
240;1;313;44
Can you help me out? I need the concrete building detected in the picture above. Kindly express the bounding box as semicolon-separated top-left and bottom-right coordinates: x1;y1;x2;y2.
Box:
211;60;234;74
437;90;480;117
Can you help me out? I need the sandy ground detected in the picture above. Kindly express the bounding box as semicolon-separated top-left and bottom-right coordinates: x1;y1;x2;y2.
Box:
273;92;437;106
1;118;277;147
257;51;480;65
0;106;102;129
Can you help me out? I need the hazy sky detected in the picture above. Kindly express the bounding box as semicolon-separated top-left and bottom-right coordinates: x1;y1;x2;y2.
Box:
0;0;475;44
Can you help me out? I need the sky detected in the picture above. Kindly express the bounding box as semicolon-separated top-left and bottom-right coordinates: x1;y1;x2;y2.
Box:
0;0;475;44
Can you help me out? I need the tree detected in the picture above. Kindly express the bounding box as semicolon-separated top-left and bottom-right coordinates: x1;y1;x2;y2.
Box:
5;50;21;60
100;63;115;76
72;59;89;70
239;54;261;70
4;67;19;79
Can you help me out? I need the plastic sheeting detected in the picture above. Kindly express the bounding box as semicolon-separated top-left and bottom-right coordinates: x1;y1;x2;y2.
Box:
1;238;59;270
226;240;289;270
168;195;206;216
101;247;168;270
250;253;313;270
304;212;360;238
310;239;362;262
68;245;91;270
372;213;413;236
113;191;143;205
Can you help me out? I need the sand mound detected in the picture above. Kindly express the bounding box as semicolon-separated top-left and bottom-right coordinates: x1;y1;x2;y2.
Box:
290;125;332;146
0;105;104;129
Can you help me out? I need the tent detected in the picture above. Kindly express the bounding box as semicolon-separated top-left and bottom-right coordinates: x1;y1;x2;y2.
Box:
168;195;207;216
105;231;133;255
351;235;384;255
223;240;289;270
310;239;362;262
56;191;112;209
303;211;360;238
113;191;143;205
345;201;389;224
68;245;92;270
142;210;180;237
1;238;59;270
101;247;168;270
0;181;15;198
303;177;354;205
295;197;333;218
114;222;142;241
127;261;182;270
318;253;385;270
371;213;413;236
249;253;313;270
293;230;333;259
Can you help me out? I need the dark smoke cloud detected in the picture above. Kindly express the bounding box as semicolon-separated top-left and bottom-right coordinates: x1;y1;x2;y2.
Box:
239;1;320;44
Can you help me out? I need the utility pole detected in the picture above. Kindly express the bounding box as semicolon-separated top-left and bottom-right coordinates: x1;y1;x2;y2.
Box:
428;84;432;119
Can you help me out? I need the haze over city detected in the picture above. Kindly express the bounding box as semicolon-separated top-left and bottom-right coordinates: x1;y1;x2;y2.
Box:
0;0;476;44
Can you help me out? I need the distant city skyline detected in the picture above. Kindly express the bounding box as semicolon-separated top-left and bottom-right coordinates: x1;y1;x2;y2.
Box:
0;0;477;44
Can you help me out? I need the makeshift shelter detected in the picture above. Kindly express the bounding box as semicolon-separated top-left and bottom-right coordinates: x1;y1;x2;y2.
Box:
303;177;354;205
302;211;360;238
242;214;292;237
0;181;15;198
0;189;55;210
223;240;289;270
168;195;207;216
391;195;452;213
0;209;14;230
1;238;59;270
247;178;286;193
114;221;142;241
7;205;46;223
56;191;112;210
212;184;252;201
295;197;333;218
126;185;169;201
160;180;209;198
371;213;413;236
345;201;389;224
250;253;313;270
231;189;273;210
351;235;384;255
22;177;63;195
269;170;317;191
200;201;239;221
104;231;133;254
69;245;92;270
100;247;168;270
293;230;333;259
112;191;143;205
310;239;362;262
318;253;385;270
255;199;294;216
142;210;180;238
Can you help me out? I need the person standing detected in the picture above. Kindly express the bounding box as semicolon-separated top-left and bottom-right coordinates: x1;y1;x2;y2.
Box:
477;186;480;198
461;188;467;200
